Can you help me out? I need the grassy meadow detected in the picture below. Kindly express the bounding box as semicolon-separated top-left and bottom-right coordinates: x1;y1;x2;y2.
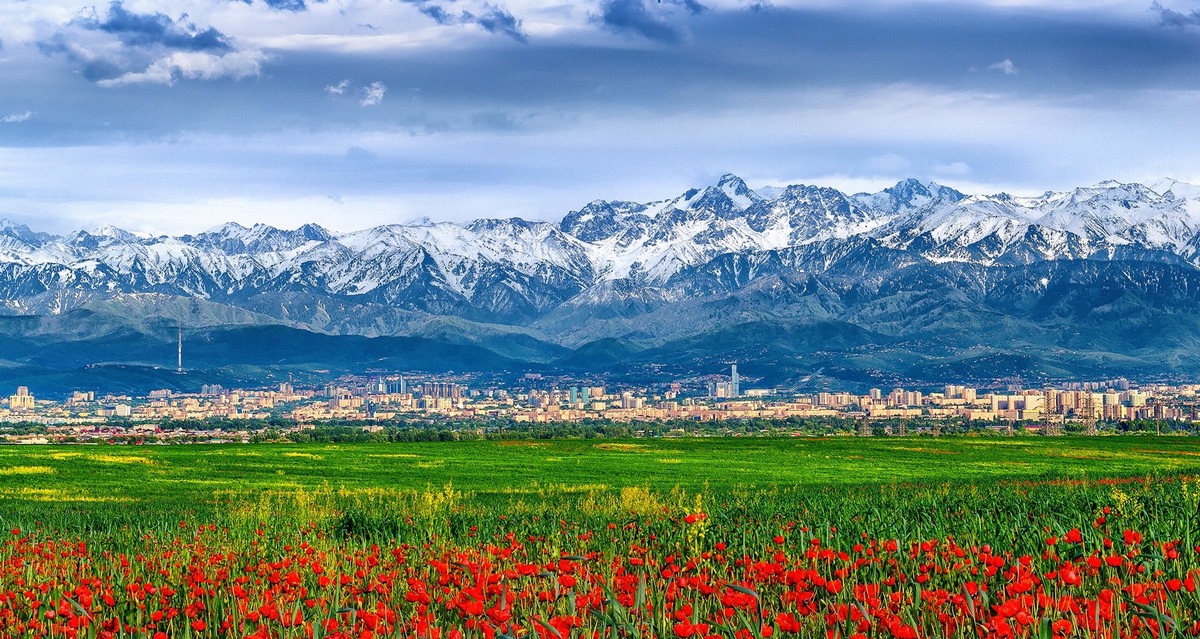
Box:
0;436;1197;510
0;435;1196;530
2;436;1200;637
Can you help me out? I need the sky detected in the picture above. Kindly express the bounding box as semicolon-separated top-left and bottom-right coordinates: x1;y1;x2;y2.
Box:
2;0;1200;234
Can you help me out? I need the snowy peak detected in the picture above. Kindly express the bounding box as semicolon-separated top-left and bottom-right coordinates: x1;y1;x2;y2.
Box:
1148;178;1200;201
1;176;1200;324
192;222;334;254
92;225;135;238
0;219;54;246
466;217;548;234
742;183;880;241
715;173;763;208
853;178;965;215
676;174;764;215
295;223;334;242
559;200;650;243
65;227;140;251
1055;180;1158;207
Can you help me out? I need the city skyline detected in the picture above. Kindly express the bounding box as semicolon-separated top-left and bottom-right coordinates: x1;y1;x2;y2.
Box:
3;369;1194;444
4;1;1200;234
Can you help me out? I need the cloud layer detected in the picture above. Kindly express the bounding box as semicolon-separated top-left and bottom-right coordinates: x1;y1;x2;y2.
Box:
0;1;1199;234
38;1;265;86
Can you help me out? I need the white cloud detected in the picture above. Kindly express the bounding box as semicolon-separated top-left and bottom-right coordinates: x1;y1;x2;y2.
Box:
96;50;268;88
325;79;351;95
988;58;1018;75
1;111;33;123
360;81;387;106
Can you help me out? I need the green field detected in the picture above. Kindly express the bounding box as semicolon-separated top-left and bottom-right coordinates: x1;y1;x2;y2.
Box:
1;435;1198;525
3;436;1200;636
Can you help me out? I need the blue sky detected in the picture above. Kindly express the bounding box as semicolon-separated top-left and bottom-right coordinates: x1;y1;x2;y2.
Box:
2;0;1200;234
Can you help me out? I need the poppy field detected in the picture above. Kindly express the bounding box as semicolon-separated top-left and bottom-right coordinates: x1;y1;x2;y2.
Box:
1;437;1199;638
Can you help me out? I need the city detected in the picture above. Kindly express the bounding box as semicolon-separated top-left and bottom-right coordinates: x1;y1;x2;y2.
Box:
1;365;1197;443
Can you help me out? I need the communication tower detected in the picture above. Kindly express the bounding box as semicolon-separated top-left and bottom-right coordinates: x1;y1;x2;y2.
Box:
1083;391;1097;436
176;321;183;374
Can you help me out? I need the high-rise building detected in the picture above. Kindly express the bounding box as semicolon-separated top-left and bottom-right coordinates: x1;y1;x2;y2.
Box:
421;382;464;399
68;390;95;405
8;386;33;411
730;365;740;398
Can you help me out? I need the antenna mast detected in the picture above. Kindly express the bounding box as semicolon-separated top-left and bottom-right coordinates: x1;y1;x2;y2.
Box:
177;321;183;374
1083;390;1097;436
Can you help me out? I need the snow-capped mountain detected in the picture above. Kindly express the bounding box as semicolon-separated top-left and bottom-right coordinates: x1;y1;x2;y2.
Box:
2;174;1200;330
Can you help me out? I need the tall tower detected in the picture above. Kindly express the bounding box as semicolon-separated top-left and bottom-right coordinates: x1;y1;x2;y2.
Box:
177;322;183;374
1083;391;1097;436
1046;390;1063;436
730;364;739;398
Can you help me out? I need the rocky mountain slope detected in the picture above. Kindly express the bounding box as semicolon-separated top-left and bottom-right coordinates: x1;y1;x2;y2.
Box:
4;175;1200;391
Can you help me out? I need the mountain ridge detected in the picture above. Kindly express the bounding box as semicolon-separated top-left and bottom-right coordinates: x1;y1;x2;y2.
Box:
4;175;1200;391
3;175;1200;314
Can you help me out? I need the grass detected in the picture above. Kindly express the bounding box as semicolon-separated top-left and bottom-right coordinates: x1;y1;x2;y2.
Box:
2;436;1200;636
0;435;1197;525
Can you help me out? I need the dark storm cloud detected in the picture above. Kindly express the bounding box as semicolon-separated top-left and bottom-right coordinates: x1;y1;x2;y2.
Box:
400;0;527;41
35;34;129;82
14;2;1200;233
1152;1;1200;27
469;5;528;42
13;3;1200;149
419;4;457;25
320;5;1200;113
77;1;232;52
34;1;260;86
593;0;708;44
595;0;685;44
261;0;324;11
234;0;330;11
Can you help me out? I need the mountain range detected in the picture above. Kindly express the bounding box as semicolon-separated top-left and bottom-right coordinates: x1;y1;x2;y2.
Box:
5;175;1200;393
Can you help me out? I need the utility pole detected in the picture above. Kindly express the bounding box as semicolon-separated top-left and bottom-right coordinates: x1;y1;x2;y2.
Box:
858;416;871;437
1083;391;1097;436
